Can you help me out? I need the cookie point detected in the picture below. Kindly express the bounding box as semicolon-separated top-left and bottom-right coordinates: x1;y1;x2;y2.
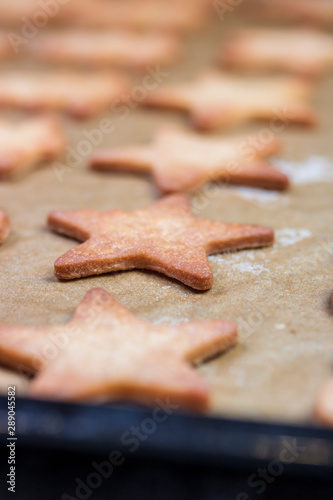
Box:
191;274;214;291
314;379;333;427
265;226;275;243
54;260;72;280
85;287;113;301
257;225;275;245
47;210;61;227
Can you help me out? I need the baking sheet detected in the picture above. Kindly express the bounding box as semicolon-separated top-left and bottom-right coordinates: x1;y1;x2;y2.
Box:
0;12;332;425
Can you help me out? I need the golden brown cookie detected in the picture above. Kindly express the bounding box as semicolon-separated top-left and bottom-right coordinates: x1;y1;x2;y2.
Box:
0;116;65;180
249;0;333;26
48;195;274;290
91;126;288;192
0;287;238;411
220;29;333;78
143;71;316;130
0;211;10;245
0;71;130;118
28;30;181;69
58;0;209;33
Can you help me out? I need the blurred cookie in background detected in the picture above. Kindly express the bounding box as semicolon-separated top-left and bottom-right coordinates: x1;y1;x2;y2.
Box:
219;29;333;79
28;30;182;70
0;70;131;119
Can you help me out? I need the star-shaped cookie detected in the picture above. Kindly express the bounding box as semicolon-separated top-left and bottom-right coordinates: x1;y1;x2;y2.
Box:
0;31;12;59
314;378;333;426
0;71;130;118
220;29;333;78
0;116;65;180
143;71;316;130
0;211;10;245
48;195;274;290
59;0;209;33
90;126;289;192
29;30;181;69
0;0;38;25
0;288;238;411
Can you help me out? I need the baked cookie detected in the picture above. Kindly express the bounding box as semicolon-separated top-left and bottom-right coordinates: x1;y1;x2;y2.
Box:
0;116;65;180
48;195;274;290
58;0;209;33
249;0;333;26
143;71;316;130
314;378;333;426
0;211;10;245
220;29;333;78
28;30;181;69
0;0;39;25
91;126;288;192
0;31;12;59
0;288;238;411
0;71;130;118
